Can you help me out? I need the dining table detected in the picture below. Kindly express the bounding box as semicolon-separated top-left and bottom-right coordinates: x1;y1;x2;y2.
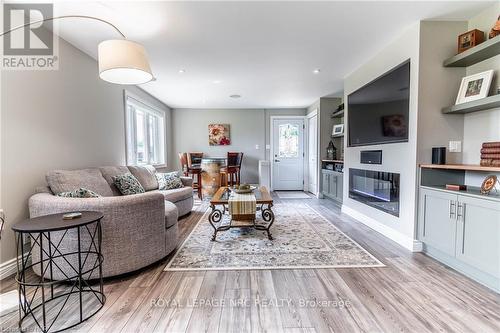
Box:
200;157;227;197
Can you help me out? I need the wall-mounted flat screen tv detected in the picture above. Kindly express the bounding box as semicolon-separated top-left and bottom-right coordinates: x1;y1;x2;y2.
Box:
348;60;410;147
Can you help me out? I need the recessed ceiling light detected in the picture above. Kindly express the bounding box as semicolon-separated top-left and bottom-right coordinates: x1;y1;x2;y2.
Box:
178;69;186;74
313;69;321;74
230;94;241;99
213;80;222;84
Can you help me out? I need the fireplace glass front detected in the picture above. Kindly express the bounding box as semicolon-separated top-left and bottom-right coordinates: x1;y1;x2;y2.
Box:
349;168;400;216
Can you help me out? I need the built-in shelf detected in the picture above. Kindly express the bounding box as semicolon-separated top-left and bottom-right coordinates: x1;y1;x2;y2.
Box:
421;185;500;202
420;164;500;172
322;159;344;163
442;94;500;114
443;35;500;67
331;110;344;118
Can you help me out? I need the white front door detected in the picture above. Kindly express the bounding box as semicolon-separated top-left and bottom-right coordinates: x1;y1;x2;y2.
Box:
272;118;304;190
307;114;318;194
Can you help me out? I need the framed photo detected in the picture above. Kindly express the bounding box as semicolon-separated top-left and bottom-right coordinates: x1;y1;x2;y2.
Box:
455;70;494;105
332;124;344;136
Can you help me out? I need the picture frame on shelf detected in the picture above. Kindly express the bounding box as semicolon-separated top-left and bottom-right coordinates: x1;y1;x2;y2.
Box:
455;70;494;105
480;175;498;195
332;124;344;136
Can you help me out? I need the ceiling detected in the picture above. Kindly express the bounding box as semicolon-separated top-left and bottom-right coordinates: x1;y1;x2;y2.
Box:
33;1;496;108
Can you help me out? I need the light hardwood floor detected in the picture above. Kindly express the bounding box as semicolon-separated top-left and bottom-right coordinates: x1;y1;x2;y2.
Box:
1;195;499;332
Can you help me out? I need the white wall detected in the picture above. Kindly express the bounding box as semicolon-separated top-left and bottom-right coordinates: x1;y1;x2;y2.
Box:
342;23;421;251
171;108;306;183
417;21;467;165
0;37;171;266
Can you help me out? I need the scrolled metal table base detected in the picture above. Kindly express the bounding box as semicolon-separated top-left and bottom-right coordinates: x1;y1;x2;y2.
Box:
208;203;275;241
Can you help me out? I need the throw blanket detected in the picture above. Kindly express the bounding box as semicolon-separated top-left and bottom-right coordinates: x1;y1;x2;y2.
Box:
228;192;256;215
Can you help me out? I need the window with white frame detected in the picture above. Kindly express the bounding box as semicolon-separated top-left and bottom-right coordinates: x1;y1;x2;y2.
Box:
125;93;166;166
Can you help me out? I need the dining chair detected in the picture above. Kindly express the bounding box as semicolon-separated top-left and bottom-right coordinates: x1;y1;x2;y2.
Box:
220;152;241;187
178;152;189;176
236;152;244;185
182;152;204;199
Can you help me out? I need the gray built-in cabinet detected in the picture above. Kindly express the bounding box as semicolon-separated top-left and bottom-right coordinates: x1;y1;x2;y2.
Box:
418;186;500;292
321;169;343;203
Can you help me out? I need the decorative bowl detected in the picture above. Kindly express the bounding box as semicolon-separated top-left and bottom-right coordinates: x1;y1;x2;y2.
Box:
232;186;257;194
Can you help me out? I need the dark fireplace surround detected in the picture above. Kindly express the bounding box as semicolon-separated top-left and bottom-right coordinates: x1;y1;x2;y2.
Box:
349;168;400;217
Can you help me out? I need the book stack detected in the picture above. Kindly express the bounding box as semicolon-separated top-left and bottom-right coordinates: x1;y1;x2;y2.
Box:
480;142;500;167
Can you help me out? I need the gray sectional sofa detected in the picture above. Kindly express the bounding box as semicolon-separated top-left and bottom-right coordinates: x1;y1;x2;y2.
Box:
28;165;194;279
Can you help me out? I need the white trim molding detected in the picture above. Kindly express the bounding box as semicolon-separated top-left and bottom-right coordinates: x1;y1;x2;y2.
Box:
0;256;18;280
342;205;422;252
0;253;31;280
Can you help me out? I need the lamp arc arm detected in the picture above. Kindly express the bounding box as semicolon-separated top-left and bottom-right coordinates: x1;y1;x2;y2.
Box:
0;15;126;38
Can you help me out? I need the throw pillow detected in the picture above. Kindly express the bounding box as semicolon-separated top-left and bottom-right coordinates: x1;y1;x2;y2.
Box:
57;188;101;198
112;173;145;195
156;172;184;190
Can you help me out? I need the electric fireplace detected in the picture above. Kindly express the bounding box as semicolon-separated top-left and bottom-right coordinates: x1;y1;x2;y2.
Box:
349;168;400;216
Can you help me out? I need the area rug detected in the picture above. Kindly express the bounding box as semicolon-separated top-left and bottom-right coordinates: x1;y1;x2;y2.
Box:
275;191;312;199
165;203;384;271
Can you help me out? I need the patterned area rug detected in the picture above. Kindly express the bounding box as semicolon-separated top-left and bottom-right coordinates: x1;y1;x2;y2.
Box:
165;203;384;271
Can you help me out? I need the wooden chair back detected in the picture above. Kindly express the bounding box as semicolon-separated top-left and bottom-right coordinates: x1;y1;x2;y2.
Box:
188;152;204;167
227;152;239;167
236;152;244;168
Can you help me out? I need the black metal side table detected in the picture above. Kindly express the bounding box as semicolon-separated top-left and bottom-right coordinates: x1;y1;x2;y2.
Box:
12;211;106;333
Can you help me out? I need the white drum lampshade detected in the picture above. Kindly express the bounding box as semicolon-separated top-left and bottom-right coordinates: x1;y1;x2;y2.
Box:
98;39;153;85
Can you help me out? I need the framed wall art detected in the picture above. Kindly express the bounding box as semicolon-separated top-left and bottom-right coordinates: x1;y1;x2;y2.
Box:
208;124;231;146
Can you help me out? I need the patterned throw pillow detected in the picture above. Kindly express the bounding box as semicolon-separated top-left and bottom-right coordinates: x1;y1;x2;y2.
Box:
156;172;184;190
57;188;101;198
112;173;145;195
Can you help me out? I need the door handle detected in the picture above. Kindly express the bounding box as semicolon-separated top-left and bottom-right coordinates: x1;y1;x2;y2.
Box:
449;200;456;219
274;159;280;162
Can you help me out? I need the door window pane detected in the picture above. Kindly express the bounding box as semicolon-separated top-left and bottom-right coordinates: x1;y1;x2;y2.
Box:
278;123;299;158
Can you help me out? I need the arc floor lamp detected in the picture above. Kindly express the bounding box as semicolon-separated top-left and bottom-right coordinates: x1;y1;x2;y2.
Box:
0;15;154;85
0;14;155;317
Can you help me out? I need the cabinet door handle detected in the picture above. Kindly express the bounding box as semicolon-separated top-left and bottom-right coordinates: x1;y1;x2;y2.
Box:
457;202;464;222
449;200;456;219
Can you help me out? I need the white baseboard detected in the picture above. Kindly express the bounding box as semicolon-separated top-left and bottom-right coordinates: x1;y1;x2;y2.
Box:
0;257;18;280
342;205;422;252
0;254;30;280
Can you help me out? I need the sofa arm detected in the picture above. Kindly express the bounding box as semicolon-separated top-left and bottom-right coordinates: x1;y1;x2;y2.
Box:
28;191;167;278
180;176;193;187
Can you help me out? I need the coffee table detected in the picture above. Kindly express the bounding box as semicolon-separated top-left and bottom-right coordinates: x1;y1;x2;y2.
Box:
208;186;275;241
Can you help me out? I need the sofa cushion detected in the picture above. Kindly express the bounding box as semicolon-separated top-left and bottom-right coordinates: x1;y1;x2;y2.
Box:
128;165;159;191
99;166;131;196
156;172;183;190
112;174;145;195
47;169;113;197
57;188;100;198
158;187;193;203
164;201;178;229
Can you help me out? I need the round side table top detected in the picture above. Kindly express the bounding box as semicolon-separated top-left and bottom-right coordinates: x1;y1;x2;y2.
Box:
12;211;104;233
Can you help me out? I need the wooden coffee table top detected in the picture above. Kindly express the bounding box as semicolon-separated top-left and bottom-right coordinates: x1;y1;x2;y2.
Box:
210;186;273;205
